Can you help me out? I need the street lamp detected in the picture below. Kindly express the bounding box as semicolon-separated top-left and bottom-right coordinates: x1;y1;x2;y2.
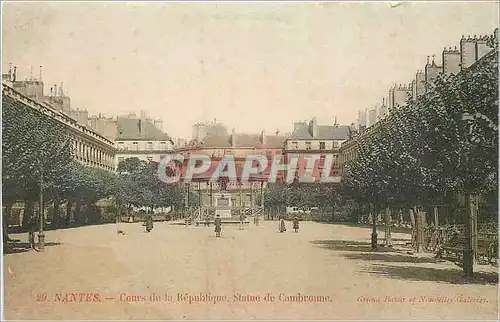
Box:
461;112;474;279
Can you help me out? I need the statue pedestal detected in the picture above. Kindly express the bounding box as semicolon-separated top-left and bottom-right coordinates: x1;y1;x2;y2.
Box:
214;192;232;219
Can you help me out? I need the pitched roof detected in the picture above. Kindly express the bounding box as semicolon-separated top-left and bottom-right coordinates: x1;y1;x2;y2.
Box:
116;117;171;141
289;124;351;140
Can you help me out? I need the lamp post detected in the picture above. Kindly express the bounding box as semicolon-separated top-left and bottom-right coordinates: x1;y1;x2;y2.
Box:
461;112;474;279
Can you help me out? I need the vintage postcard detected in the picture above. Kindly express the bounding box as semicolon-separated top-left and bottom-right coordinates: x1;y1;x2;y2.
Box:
2;1;499;320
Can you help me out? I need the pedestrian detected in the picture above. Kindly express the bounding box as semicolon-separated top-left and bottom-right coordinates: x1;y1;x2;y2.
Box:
145;214;153;233
239;211;245;230
28;215;37;250
279;214;286;233
215;214;222;237
293;216;299;233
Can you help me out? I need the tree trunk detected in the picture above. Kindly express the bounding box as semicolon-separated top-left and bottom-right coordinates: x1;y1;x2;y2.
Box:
3;201;13;242
371;204;378;249
409;209;416;228
433;206;439;226
415;207;425;253
51;197;61;228
384;207;393;247
471;195;478;263
74;200;82;224
22;199;35;230
463;192;474;278
65;200;73;226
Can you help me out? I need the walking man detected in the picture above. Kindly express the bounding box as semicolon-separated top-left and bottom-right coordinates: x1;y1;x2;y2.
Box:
28;215;37;250
215;214;222;237
239;211;245;230
144;214;153;233
293;216;299;233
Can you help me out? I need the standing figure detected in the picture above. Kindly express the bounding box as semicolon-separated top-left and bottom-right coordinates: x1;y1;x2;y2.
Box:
215;214;222;237
239;212;245;230
279;214;286;233
145;214;153;233
28;215;37;250
293;216;299;233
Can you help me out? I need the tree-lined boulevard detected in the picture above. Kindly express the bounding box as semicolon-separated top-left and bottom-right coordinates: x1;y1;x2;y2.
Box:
2;3;499;320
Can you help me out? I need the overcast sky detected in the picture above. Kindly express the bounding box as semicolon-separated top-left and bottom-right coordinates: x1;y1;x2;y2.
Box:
2;2;498;138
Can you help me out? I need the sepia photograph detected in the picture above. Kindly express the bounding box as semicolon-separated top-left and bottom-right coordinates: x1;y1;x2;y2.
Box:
1;1;499;320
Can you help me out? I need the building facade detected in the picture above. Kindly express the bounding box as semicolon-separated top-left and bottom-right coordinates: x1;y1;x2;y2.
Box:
283;118;351;180
339;30;497;175
115;112;174;166
3;83;116;171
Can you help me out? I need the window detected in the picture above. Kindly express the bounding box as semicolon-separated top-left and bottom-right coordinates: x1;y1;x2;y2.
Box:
118;157;125;163
147;142;153;150
133;142;138;151
319;141;326;150
333;141;340;149
117;142;125;150
291;141;299;149
305;141;312;150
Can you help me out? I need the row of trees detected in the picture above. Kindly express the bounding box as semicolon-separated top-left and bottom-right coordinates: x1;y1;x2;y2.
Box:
2;95;186;240
264;183;345;221
341;36;498;259
116;158;186;216
2;97;120;239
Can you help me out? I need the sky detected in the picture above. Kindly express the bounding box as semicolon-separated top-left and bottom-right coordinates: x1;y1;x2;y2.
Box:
2;1;498;138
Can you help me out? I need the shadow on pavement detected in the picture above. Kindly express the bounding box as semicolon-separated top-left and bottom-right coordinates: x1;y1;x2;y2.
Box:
311;240;392;253
343;252;445;264
362;263;498;285
3;242;62;255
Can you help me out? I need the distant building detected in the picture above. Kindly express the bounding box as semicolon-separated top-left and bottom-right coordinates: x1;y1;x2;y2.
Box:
442;46;461;76
412;70;426;99
88;115;117;141
115;112;174;167
460;35;491;70
378;99;388;121
192;118;228;142
339;30;497;175
367;108;377;127
357;110;367;133
388;84;412;109
425;58;442;91
3;83;115;172
283;118;352;180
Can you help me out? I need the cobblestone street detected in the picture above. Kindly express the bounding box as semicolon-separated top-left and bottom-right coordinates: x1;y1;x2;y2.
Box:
3;221;498;320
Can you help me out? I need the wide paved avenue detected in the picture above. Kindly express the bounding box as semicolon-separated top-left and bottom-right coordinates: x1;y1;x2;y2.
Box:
3;221;498;320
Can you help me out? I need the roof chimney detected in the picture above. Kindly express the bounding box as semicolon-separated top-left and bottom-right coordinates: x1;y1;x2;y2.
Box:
309;117;318;137
260;129;266;145
39;65;43;82
30;66;33;81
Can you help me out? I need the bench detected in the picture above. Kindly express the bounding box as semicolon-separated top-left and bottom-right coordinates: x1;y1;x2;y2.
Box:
438;235;498;264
